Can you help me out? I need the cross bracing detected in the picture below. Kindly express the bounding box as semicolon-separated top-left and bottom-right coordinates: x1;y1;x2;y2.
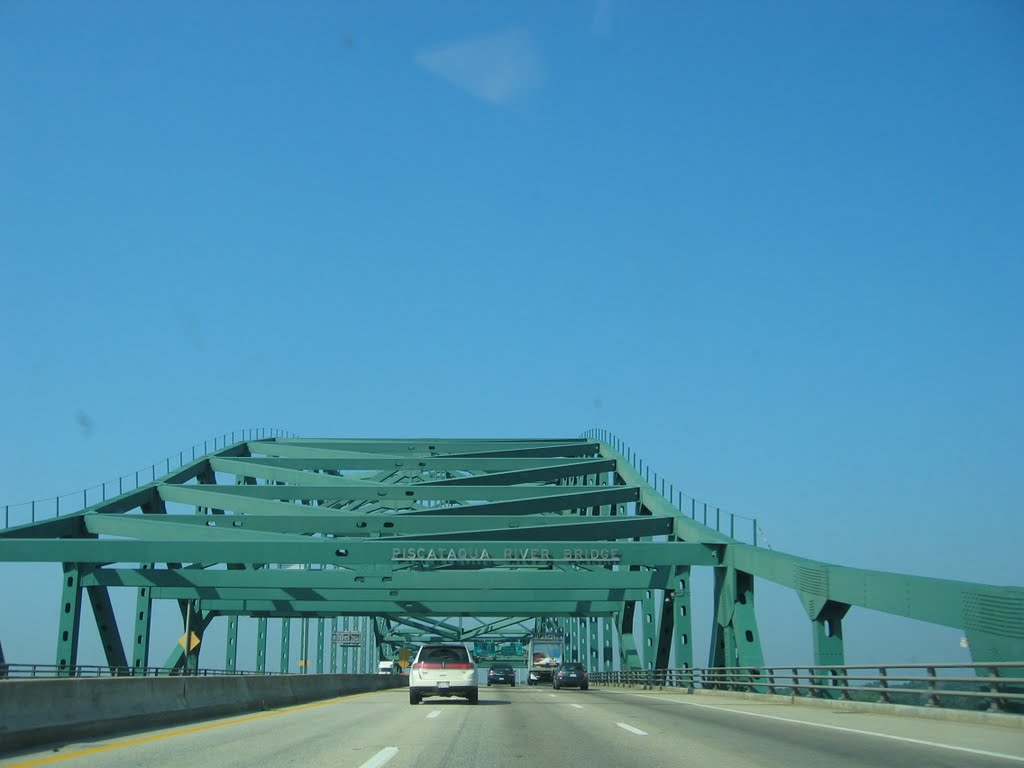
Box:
1;435;1021;680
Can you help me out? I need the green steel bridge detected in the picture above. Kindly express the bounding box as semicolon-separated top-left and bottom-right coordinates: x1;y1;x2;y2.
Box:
1;432;1022;695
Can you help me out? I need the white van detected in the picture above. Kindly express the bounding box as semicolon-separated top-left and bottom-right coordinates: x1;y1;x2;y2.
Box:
378;660;396;674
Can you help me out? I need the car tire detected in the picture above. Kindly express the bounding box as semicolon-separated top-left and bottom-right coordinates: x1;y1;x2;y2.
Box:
581;684;589;691
487;682;492;686
409;690;422;705
553;683;559;690
467;690;479;705
511;681;515;687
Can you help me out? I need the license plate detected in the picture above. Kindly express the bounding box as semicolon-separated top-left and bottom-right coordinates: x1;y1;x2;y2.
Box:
437;681;449;689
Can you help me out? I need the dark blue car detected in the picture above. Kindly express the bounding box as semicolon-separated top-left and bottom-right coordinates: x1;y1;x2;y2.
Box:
487;665;516;686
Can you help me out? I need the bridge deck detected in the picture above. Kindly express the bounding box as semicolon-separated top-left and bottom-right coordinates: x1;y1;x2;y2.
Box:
2;686;1021;768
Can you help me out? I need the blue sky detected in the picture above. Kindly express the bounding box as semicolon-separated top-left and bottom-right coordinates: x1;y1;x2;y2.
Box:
1;1;1022;668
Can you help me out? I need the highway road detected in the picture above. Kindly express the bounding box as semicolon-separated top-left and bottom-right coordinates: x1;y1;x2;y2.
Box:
2;685;1023;768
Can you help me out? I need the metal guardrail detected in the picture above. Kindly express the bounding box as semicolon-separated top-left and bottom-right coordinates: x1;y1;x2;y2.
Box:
0;663;292;680
582;428;766;547
589;663;1024;712
2;427;297;530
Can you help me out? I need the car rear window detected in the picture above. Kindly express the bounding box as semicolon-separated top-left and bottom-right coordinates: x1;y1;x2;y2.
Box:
421;646;470;664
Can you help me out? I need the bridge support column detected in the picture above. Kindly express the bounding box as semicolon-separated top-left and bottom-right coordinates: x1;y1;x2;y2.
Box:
256;617;268;672
87;583;128;673
709;566;765;688
330;617;338;673
300;617;309;673
131;564;154;673
671;566;694;673
808;599;849;698
341;617;350;673
588;617;600;670
316;618;325;673
640;588;659;671
616;602;642;670
601;616;614;671
55;563;83;676
225;615;239;672
280;618;291;673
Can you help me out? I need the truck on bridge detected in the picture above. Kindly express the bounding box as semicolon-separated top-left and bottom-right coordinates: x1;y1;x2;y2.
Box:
527;635;563;686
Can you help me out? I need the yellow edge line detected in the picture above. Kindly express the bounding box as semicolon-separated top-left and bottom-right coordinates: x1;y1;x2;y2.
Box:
5;688;392;768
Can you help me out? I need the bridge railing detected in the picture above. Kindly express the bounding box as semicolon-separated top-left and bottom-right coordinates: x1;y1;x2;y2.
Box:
0;662;292;679
589;663;1024;712
582;427;765;546
2;427;296;530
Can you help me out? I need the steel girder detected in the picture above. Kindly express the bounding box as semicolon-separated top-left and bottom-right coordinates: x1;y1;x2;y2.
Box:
1;434;1022;677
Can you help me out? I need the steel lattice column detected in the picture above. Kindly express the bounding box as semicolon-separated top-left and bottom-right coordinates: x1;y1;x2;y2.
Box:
256;617;268;673
225;615;239;672
316;618;325;673
55;563;83;676
671;566;694;670
601;616;614;671
330;617;338;673
132;564;154;673
280;618;291;673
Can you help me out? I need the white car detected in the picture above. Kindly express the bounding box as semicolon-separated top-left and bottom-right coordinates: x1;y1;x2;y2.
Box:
408;644;478;705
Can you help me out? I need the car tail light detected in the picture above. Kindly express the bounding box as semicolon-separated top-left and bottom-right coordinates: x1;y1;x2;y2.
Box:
446;663;474;669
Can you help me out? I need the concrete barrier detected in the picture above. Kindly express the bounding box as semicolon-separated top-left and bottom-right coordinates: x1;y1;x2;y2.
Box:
0;674;406;752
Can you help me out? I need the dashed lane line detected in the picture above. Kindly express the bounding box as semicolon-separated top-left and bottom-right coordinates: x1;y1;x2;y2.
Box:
358;747;399;768
616;722;648;736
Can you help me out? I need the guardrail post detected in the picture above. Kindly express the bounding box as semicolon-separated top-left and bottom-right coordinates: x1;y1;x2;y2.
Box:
878;666;891;703
925;666;940;707
986;665;1007;712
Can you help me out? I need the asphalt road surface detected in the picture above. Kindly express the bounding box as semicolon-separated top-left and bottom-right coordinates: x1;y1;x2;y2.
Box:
3;686;1023;768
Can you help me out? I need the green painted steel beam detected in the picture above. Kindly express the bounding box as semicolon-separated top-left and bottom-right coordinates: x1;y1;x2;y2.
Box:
171;477;625;504
144;585;648;603
81;566;674;591
233;456;612;472
260;439;590;458
727;542;1024;661
86;585;129;670
0;513;91;539
421;460;615;487
85;514;314;543
89;511;654;538
158;483;638;519
387;516;673;542
0;538;721;567
190;599;622;616
209;459;375;487
440;443;599;459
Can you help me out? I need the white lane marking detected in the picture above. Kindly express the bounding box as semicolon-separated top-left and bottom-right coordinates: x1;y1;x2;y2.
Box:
358;746;400;768
426;710;442;719
548;693;557;698
629;694;1024;763
571;703;584;709
616;722;648;736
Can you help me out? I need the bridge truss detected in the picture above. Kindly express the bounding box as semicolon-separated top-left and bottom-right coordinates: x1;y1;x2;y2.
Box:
0;435;1021;679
